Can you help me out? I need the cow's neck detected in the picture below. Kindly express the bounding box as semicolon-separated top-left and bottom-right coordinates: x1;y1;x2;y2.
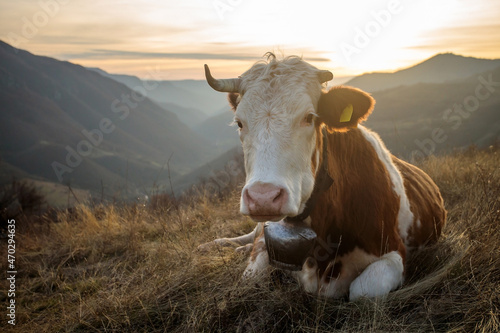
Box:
285;126;333;223
310;127;402;263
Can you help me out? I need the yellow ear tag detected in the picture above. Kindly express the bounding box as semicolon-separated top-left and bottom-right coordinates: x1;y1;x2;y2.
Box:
339;104;353;123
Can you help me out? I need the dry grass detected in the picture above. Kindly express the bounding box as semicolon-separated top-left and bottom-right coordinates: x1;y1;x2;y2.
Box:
1;148;499;332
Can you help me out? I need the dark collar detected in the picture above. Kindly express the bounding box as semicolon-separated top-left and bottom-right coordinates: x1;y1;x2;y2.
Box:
285;127;333;223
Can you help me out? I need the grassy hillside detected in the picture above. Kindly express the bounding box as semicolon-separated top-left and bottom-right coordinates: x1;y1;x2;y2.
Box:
2;148;499;332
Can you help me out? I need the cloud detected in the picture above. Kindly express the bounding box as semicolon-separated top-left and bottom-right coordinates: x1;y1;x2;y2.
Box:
4;0;498;79
411;23;500;57
57;49;330;62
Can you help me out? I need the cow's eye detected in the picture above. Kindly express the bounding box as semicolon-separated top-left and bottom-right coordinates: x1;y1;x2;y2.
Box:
303;113;314;125
236;120;243;129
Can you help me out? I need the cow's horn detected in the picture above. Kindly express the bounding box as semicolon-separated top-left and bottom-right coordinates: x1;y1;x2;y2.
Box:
318;70;333;83
204;64;241;93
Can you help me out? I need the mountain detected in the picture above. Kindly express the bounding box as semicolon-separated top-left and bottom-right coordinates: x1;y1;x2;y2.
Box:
346;53;500;92
172;145;243;194
89;68;228;116
156;102;208;129
87;68;144;89
365;66;500;160
0;41;215;200
168;79;230;115
194;108;237;151
89;68;210;128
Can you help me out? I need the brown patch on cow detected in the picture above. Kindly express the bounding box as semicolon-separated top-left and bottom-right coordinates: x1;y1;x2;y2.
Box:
310;126;406;275
392;156;447;246
228;92;239;111
317;86;375;130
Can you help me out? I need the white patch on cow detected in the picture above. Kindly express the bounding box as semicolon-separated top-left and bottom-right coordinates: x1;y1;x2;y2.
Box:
349;250;404;301
358;125;414;245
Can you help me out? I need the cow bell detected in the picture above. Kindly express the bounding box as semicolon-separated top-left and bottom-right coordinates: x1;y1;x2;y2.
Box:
264;219;317;271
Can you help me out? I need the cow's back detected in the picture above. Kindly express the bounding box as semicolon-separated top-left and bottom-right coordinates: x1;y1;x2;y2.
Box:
392;156;446;247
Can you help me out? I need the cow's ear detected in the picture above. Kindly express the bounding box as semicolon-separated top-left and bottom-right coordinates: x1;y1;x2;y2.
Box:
228;92;240;112
317;86;375;130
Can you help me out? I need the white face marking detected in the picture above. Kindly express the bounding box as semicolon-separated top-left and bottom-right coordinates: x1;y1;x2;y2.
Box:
358;125;414;245
235;58;324;218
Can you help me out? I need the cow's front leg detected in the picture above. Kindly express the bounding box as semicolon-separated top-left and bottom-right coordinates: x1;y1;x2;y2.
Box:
348;250;404;301
197;223;263;253
242;226;270;278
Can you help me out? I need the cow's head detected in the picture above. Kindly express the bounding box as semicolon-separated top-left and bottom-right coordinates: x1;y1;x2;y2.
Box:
205;54;374;222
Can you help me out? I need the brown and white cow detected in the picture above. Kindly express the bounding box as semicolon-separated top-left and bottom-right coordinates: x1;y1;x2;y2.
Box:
199;54;446;301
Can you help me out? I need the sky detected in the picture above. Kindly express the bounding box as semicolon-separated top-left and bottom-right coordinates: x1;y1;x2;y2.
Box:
1;0;500;80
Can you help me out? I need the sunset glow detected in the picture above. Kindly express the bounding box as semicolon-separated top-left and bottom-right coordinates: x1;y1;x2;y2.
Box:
1;0;499;79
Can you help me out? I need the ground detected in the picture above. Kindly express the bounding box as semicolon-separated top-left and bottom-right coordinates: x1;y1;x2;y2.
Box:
1;147;499;332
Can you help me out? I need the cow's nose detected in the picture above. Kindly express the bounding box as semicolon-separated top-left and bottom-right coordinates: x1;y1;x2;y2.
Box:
243;183;288;221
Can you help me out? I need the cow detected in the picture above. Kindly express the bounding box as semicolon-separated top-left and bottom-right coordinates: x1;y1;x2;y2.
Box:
199;53;446;301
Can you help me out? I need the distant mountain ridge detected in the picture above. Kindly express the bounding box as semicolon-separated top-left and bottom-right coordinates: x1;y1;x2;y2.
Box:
172;145;243;194
89;67;229;118
365;65;500;159
346;53;500;92
1;42;499;206
0;40;215;201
